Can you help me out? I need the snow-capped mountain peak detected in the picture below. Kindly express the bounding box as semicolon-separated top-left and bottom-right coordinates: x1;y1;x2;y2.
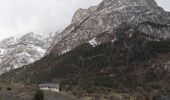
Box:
48;0;170;54
0;32;56;74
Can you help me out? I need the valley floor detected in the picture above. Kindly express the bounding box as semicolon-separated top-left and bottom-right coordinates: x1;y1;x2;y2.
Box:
0;85;74;100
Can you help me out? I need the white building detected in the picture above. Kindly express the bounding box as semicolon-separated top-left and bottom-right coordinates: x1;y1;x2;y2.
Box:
39;83;60;92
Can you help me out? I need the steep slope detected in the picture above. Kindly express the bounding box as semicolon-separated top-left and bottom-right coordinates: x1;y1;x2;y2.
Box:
0;32;55;74
1;38;170;94
48;0;170;54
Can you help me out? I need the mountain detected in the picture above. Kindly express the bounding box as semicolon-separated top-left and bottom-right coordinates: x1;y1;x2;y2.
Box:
48;0;170;55
0;32;55;74
1;40;170;99
1;0;170;99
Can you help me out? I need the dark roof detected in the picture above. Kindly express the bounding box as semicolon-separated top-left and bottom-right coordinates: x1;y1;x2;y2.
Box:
39;83;59;88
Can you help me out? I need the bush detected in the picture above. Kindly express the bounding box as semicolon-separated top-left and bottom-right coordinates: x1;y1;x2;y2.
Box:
6;87;11;91
34;89;44;100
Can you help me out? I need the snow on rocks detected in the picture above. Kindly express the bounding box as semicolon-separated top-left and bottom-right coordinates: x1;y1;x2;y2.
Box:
0;32;55;74
89;38;99;47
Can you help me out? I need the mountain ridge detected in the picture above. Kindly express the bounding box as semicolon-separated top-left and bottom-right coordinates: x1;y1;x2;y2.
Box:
0;32;55;74
48;0;170;55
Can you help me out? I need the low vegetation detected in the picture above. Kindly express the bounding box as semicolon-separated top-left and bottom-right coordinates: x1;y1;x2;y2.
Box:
34;89;44;100
6;87;11;91
0;30;170;99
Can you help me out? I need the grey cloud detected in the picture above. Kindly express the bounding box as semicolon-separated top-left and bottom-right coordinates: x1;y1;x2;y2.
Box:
0;0;169;40
0;0;102;40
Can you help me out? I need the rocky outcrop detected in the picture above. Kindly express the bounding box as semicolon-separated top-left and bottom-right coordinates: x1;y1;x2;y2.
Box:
71;6;97;24
48;0;170;54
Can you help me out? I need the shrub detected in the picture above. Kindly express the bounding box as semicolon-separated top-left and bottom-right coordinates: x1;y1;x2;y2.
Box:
34;89;44;100
6;87;11;91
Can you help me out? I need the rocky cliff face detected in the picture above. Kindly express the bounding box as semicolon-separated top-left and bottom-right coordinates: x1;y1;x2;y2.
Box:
0;32;55;74
48;0;170;54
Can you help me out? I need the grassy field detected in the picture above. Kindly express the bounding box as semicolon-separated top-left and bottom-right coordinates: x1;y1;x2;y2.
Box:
0;84;75;100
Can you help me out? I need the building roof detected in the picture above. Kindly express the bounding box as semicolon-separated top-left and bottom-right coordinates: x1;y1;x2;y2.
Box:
39;83;59;88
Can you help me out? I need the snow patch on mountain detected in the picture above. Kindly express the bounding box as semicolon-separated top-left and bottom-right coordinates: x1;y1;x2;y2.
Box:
0;32;56;74
89;38;100;47
48;0;170;54
61;47;71;55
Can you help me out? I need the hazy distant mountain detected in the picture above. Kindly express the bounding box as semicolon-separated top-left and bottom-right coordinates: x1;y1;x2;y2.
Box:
0;32;55;74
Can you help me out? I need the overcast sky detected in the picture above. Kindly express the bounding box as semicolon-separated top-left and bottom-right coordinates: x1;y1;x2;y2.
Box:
0;0;169;40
